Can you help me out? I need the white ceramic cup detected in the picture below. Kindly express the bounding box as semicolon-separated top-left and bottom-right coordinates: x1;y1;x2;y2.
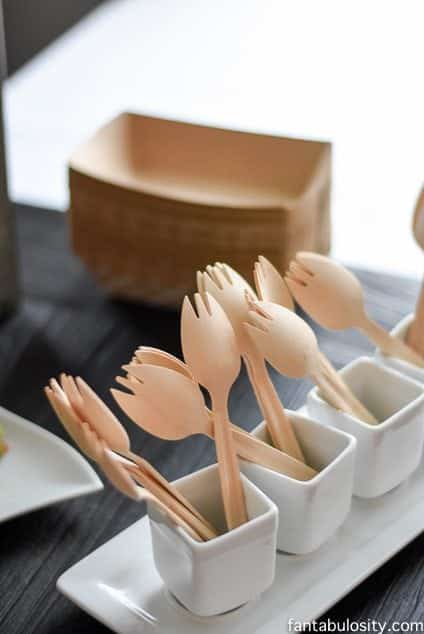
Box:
374;313;424;384
240;411;356;555
307;356;424;498
147;463;278;617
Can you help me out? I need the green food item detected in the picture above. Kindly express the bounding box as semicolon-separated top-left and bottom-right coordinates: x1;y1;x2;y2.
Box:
0;424;8;457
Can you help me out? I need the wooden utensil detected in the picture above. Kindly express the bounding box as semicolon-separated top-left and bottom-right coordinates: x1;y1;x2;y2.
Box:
413;187;424;248
245;300;379;424
406;187;424;356
254;254;295;309
125;454;216;540
49;408;204;542
60;374;130;452
126;348;315;477
46;375;217;539
100;449;203;541
65;375;216;532
255;255;377;424
181;292;248;529
105;448;216;541
95;440;204;541
133;347;190;375
99;447;142;500
198;262;305;461
286;252;424;368
113;363;316;480
45;382;101;461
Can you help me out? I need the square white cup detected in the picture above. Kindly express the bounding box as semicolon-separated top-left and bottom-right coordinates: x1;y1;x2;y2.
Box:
240;411;356;555
374;313;424;384
307;356;424;498
147;463;278;617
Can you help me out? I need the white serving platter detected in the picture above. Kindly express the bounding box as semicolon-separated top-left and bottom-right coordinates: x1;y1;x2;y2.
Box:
58;453;424;633
0;405;102;523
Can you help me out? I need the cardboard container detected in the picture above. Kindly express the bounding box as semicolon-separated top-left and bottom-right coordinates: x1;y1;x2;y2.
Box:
69;113;332;307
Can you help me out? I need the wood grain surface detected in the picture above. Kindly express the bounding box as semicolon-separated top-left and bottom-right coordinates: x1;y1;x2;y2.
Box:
0;205;423;632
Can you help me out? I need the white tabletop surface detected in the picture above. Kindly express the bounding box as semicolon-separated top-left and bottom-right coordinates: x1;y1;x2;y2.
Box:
3;0;424;276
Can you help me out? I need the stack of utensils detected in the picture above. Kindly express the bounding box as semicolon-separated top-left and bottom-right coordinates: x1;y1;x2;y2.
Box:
46;252;424;534
45;175;424;616
45;243;424;616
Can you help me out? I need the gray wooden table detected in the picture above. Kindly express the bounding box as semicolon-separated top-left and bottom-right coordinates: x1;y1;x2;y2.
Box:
0;205;423;632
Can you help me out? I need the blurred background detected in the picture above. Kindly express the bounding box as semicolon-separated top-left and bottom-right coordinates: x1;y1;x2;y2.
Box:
2;0;424;278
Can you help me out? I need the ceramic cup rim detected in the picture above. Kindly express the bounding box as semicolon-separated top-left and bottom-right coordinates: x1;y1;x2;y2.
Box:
308;356;424;434
250;410;356;489
376;313;423;373
149;463;278;551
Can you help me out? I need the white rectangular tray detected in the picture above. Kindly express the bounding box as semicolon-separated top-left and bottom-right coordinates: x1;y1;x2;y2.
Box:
58;458;424;633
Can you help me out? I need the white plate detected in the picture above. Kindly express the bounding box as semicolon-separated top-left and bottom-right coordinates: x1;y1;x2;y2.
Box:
0;405;102;522
58;458;424;633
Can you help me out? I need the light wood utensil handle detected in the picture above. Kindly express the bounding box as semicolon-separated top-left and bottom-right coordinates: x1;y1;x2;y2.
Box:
229;424;316;479
212;399;248;530
406;281;424;357
123;449;216;533
311;368;357;415
360;316;424;367
138;488;203;542
413;187;424;247
129;464;217;541
317;353;378;424
246;350;305;462
100;450;202;541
